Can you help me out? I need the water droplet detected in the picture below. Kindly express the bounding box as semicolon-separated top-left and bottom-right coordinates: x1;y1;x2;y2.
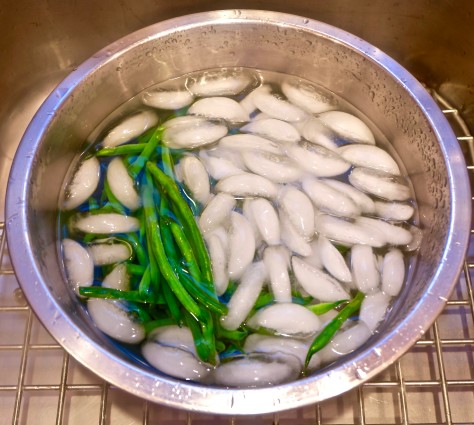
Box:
303;18;309;24
373;347;382;357
14;288;25;302
51;310;61;325
355;368;367;379
56;87;69;98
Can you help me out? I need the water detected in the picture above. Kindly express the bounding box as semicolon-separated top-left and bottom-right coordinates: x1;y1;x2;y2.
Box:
57;67;420;387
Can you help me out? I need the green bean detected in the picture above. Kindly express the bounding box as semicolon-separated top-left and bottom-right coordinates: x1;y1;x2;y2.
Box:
139;181;161;292
199;309;217;364
127;301;152;323
141;190;161;298
175;267;228;316
142;182;203;320
159;215;180;262
168;219;202;282
184;310;212;364
219;344;244;359
95;143;147;157
137;125;160;144
161;146;202;219
138;265;152;298
145;227;161;299
144;318;177;334
245;291;274;320
160;222;225;315
161;145;174;178
157;190;182;268
129;127;163;177
336;244;350;255
254;291;274;310
162;281;183;323
88;197;99;211
138;208;147;244
216;325;248;343
146;162;214;290
291;289;314;305
305;291;365;369
221;280;237;302
126;263;147;276
102;178;126;213
81;232;99;244
119;233;148;267
79;286;152;303
307;300;348;316
216;341;226;353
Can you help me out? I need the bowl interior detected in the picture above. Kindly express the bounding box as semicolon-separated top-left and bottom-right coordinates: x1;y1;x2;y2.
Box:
6;10;470;414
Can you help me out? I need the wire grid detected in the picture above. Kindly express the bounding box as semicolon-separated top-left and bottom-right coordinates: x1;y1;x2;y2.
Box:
0;96;473;425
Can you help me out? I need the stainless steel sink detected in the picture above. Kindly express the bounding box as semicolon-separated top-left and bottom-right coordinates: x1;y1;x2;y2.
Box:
1;1;473;424
2;1;474;220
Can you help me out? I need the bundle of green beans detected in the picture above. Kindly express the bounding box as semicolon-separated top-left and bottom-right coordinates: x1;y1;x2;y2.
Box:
73;123;363;371
75;124;241;365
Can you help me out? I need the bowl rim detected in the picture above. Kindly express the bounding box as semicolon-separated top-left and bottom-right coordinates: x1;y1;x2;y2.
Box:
6;9;472;414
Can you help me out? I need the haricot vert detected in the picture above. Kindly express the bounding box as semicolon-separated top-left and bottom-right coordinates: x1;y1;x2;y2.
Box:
61;69;416;387
72;123;362;369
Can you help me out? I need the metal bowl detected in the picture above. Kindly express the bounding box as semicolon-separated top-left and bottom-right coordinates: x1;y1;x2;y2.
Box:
6;10;471;414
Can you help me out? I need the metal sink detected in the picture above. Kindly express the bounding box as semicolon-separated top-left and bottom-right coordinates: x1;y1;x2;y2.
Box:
1;1;473;424
2;1;474;219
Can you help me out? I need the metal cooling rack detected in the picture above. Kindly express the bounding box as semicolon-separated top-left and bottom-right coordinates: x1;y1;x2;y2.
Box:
0;94;473;425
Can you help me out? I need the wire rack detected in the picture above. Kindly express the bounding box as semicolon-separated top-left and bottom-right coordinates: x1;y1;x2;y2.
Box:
0;94;473;425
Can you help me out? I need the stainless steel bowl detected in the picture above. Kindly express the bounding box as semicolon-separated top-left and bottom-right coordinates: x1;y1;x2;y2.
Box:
6;10;471;414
